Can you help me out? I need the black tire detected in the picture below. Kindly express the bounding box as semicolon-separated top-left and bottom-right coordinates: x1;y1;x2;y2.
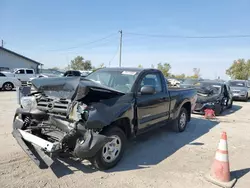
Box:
90;126;127;170
228;99;233;109
173;107;188;132
244;94;248;102
3;82;14;91
215;104;223;116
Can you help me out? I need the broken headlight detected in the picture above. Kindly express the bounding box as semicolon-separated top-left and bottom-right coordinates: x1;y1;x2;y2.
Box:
20;96;37;111
69;103;88;121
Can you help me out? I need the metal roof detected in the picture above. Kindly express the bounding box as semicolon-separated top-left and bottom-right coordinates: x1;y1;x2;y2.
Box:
0;47;43;65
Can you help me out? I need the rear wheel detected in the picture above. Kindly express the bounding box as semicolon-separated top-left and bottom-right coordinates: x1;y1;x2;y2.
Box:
90;126;126;170
215;104;223;116
3;82;14;91
173;107;188;132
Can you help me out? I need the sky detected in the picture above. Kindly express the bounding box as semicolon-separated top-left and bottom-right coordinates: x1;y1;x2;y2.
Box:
1;0;250;79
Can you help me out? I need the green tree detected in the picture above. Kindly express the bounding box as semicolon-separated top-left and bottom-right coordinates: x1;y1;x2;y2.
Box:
157;62;171;77
68;56;92;70
138;64;143;68
186;68;201;79
226;59;250;80
100;63;105;68
174;73;186;79
92;63;106;72
151;64;155;68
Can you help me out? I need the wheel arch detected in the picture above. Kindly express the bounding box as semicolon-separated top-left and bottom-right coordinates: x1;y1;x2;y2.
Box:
182;102;191;121
101;117;132;139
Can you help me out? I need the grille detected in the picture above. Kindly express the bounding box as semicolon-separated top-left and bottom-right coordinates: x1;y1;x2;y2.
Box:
232;90;240;93
37;97;70;116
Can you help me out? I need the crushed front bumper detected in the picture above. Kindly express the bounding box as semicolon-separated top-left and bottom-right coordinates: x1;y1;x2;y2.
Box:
12;118;55;168
12;110;113;169
193;103;219;114
232;93;247;100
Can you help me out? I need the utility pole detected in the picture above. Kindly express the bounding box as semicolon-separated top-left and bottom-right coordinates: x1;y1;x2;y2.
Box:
119;30;123;67
1;40;4;47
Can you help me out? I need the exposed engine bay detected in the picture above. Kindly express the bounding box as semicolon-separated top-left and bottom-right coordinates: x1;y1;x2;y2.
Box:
12;77;124;168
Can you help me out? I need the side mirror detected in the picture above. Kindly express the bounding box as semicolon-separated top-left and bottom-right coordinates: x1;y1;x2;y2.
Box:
140;86;156;95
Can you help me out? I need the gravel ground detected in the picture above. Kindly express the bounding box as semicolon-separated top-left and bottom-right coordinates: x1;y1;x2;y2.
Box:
0;91;249;188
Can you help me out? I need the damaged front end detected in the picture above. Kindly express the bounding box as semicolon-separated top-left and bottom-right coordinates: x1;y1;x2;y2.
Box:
12;77;121;168
193;87;221;114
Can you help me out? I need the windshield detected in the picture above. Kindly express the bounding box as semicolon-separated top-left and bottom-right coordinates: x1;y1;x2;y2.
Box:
86;70;139;93
229;81;246;87
196;82;222;95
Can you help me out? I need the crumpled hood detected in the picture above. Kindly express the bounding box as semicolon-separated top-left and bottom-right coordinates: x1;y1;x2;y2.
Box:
31;77;124;100
196;87;220;103
196;94;220;103
230;86;247;92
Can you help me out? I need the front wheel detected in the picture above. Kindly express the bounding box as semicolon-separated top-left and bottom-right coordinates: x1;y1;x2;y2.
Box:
173;107;188;132
3;82;14;91
215;104;223;116
244;94;248;102
228;99;233;109
90;126;126;170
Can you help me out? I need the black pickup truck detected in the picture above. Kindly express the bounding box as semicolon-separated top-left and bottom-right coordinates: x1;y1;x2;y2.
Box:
12;68;197;170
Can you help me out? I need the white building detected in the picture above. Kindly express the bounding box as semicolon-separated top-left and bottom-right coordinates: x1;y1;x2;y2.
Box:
0;47;43;73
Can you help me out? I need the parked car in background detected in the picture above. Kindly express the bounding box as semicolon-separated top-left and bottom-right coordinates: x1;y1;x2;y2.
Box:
167;78;181;87
80;70;92;77
0;72;21;91
39;69;64;77
0;67;10;72
180;79;203;88
28;73;62;85
63;70;81;77
228;80;250;101
193;81;233;115
2;68;36;83
12;67;197;170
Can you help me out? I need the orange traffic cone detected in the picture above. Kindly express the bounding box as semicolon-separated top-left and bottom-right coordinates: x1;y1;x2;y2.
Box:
205;132;237;188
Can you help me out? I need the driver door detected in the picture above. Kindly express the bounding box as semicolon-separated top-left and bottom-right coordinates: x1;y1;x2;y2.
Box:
136;72;170;133
223;85;230;107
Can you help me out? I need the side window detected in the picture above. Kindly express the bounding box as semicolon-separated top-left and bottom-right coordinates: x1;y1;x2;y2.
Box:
15;69;25;74
139;73;163;93
26;69;34;74
0;73;6;77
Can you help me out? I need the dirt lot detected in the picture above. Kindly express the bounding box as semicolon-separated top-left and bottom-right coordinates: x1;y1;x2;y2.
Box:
0;91;249;188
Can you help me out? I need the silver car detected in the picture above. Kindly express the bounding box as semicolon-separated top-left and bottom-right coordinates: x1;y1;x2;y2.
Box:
228;80;250;101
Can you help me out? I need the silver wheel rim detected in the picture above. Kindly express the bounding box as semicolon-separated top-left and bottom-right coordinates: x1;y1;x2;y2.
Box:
102;135;122;163
4;83;12;90
179;112;186;128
